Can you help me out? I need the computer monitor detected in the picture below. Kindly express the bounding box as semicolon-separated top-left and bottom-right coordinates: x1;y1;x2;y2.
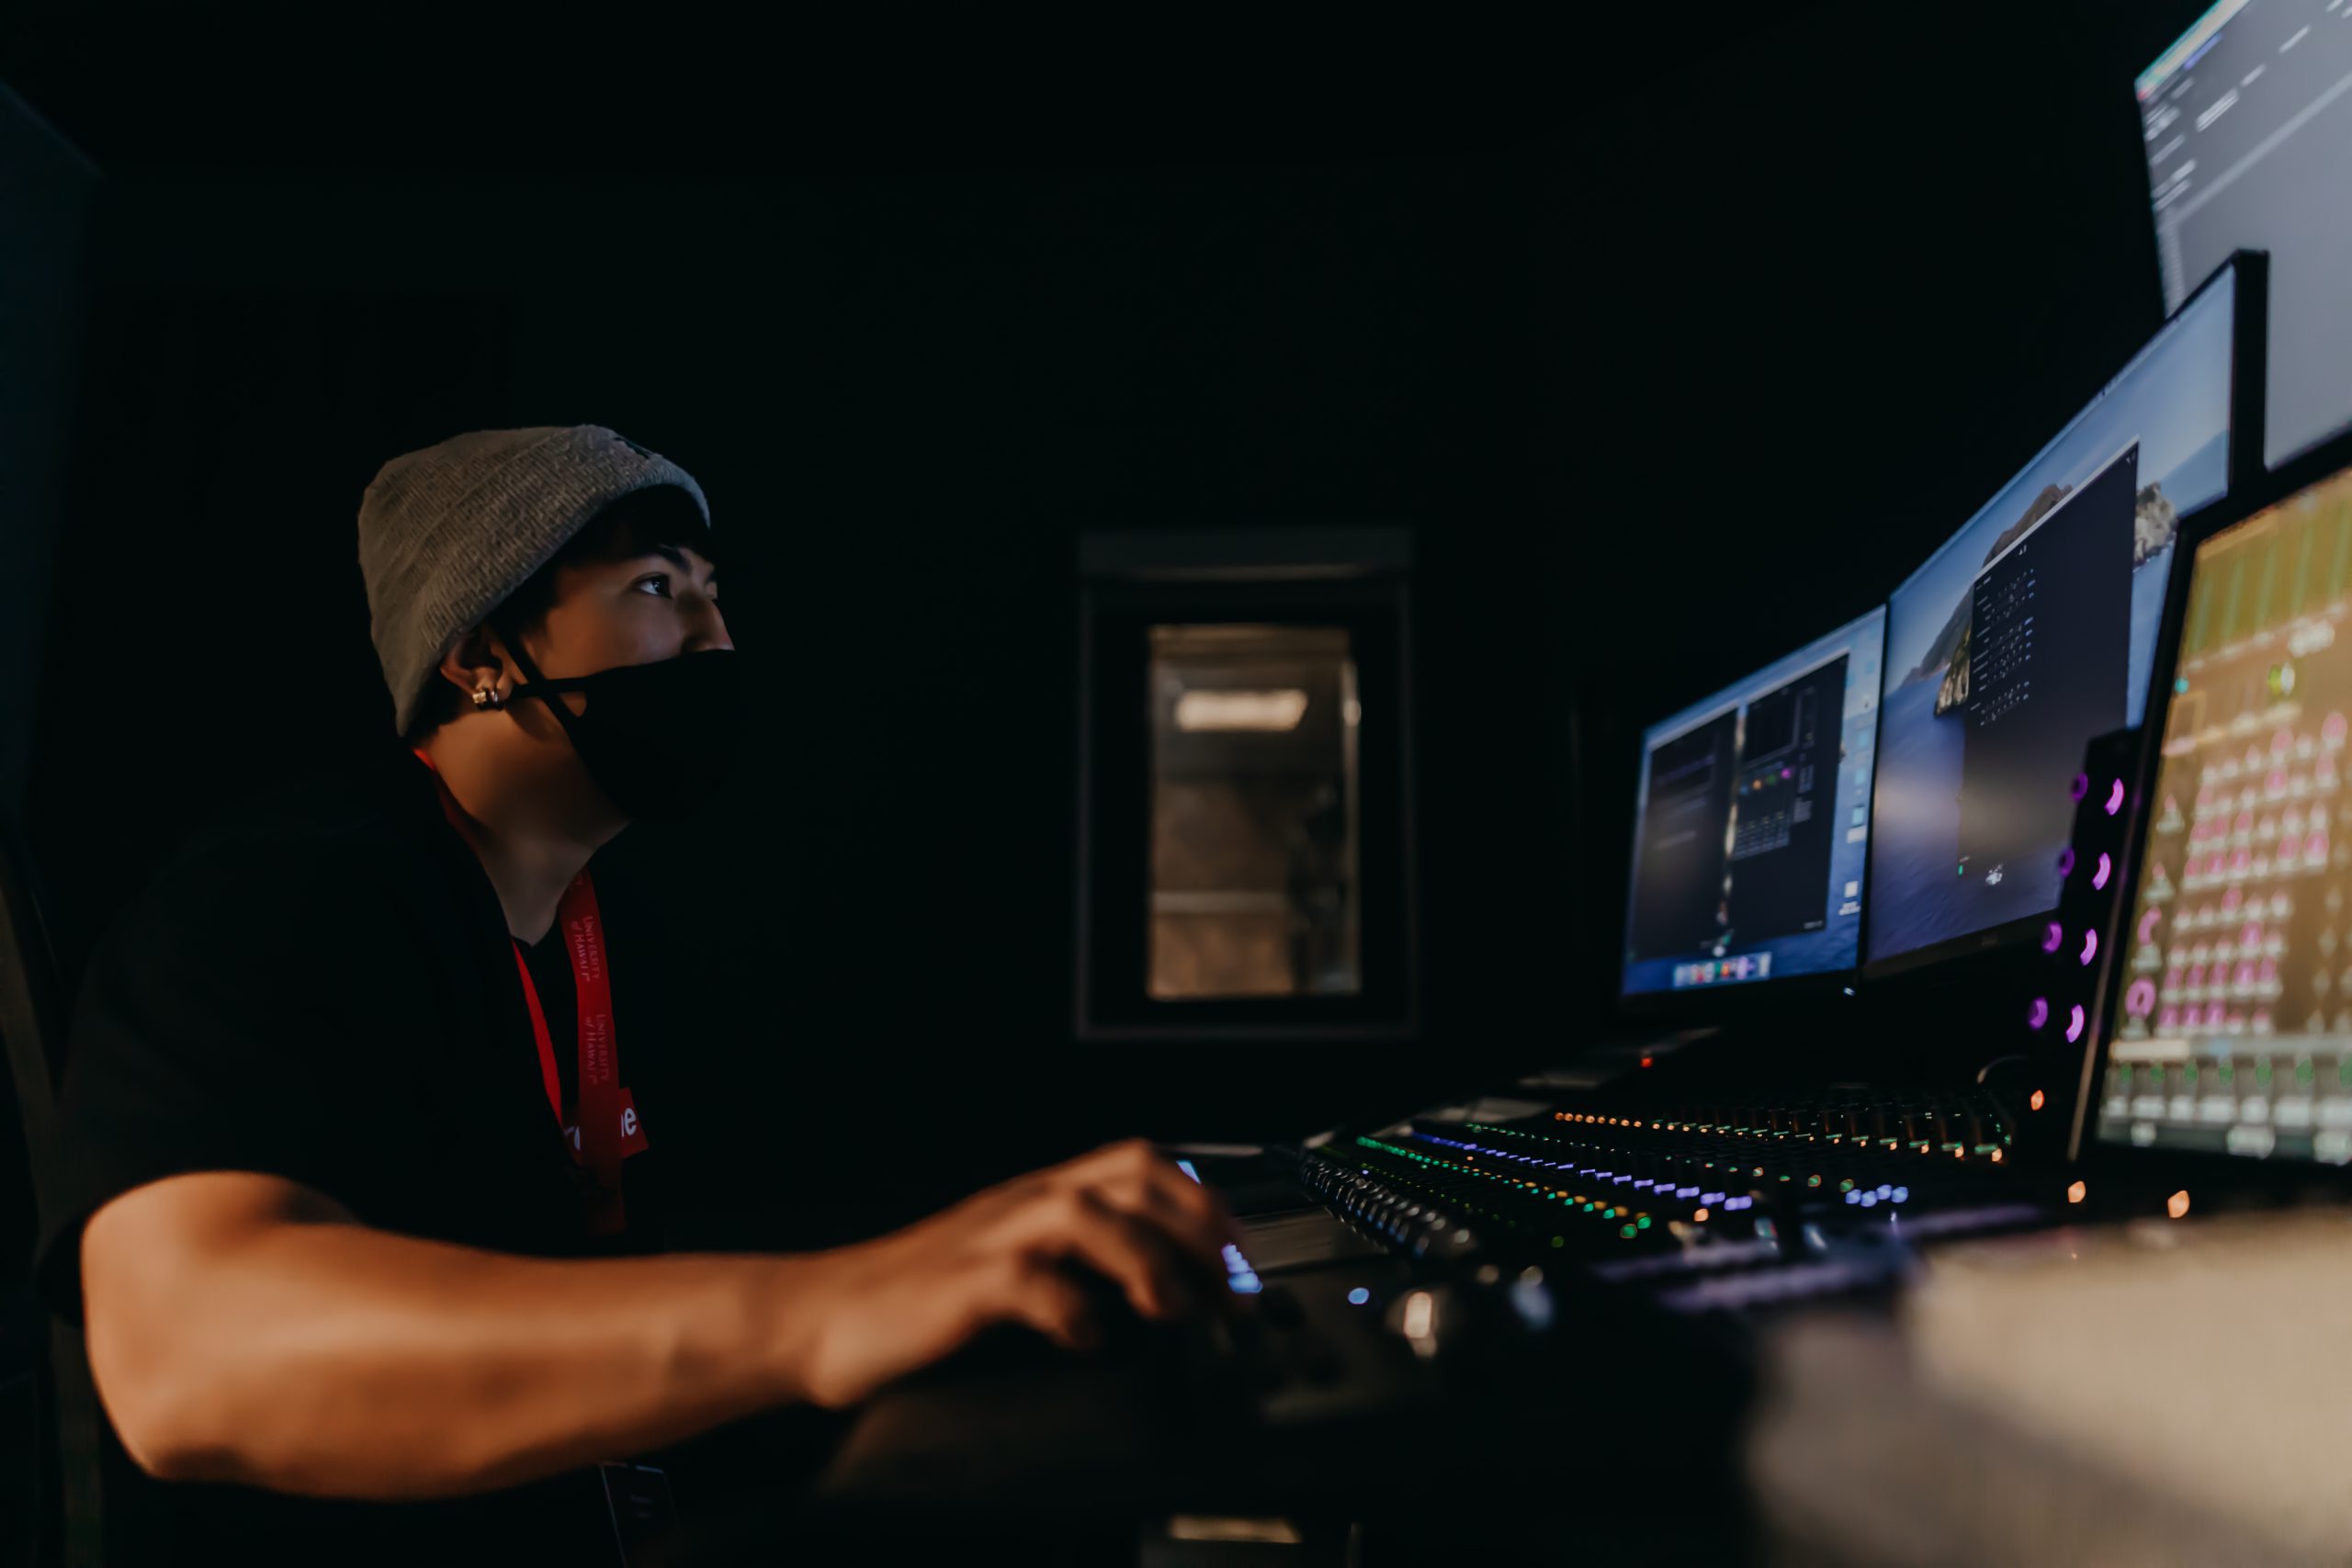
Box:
1620;606;1886;999
1867;259;2250;974
2090;445;2352;1164
2139;0;2349;468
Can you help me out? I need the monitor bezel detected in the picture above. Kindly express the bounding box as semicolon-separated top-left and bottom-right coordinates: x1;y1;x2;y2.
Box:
1615;602;1892;1019
2067;419;2352;1199
1859;250;2269;985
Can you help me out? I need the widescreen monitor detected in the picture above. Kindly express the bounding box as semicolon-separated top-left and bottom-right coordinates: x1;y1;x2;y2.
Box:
1621;607;1886;998
1868;262;2245;972
2094;449;2352;1164
2139;0;2352;468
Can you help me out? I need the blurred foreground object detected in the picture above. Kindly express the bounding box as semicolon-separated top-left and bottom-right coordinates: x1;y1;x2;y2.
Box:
1749;1209;2352;1566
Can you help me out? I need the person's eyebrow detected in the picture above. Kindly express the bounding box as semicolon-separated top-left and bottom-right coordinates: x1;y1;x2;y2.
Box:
630;544;718;588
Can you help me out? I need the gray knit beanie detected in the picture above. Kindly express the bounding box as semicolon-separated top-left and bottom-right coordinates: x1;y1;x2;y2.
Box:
357;425;710;734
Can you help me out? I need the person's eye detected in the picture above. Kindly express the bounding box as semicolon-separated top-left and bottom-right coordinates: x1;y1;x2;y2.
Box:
634;573;672;598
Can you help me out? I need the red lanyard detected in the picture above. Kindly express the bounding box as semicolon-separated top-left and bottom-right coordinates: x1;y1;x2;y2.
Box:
413;750;626;1235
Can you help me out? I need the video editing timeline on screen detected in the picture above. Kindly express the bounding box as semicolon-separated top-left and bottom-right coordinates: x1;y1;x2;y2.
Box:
1620;610;1884;997
2102;458;2352;1163
2140;0;2352;468
1958;445;2140;886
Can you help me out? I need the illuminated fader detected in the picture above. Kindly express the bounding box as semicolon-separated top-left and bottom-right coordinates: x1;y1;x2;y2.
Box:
2105;460;2352;1162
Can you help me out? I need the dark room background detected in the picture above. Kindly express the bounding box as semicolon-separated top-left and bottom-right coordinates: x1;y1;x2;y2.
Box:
3;2;2211;1237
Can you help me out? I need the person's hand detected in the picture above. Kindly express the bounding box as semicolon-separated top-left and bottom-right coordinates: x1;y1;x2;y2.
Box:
783;1139;1243;1409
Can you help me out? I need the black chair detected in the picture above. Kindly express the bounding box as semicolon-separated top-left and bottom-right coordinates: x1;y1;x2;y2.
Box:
0;816;102;1568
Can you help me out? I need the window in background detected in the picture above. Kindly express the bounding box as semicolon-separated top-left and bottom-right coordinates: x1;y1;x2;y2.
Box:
1076;527;1414;1041
1147;625;1360;1000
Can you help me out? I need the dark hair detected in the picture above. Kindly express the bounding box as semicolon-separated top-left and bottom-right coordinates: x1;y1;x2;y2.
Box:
403;484;714;740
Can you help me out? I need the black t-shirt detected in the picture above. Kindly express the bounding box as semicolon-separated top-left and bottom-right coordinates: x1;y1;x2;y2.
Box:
36;741;681;1563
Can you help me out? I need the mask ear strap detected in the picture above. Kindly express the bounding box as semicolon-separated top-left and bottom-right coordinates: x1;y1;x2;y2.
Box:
488;613;594;749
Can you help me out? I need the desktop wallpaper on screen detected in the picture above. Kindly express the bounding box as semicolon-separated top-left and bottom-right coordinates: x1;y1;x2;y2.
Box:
1867;268;2237;967
1621;607;1886;998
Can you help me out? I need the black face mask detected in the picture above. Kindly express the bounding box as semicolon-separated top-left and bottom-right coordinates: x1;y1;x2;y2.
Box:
495;635;745;821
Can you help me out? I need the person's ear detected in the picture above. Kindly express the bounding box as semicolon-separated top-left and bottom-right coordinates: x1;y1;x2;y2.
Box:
435;625;510;711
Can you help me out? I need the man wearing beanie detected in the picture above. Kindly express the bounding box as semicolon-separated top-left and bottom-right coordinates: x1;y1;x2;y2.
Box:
37;426;1237;1562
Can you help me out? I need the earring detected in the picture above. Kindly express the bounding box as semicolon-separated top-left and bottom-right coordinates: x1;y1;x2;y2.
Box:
471;685;503;710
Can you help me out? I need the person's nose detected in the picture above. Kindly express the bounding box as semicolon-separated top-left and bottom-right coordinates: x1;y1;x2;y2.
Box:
684;593;732;653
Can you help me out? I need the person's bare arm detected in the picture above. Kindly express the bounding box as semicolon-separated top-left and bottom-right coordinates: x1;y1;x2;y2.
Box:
80;1139;1237;1500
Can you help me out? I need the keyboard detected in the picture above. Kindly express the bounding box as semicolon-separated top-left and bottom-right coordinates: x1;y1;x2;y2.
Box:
1288;1088;2045;1290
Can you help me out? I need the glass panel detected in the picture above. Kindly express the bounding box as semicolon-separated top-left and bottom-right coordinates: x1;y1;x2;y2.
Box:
1148;624;1360;1000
